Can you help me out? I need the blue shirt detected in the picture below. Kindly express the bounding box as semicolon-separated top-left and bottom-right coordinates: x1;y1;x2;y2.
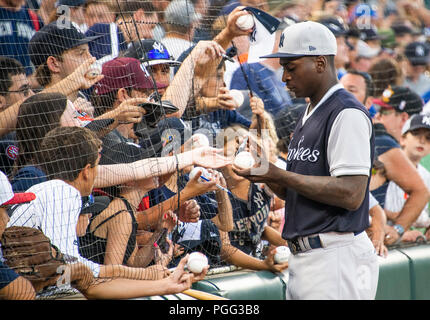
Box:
11;165;47;192
0;6;44;75
85;23;127;60
197;109;252;135
230;62;292;118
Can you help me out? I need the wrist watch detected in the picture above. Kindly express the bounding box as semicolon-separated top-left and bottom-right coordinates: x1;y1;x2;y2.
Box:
393;224;405;236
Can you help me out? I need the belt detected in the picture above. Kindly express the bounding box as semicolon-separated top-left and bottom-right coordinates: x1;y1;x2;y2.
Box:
287;235;322;255
287;231;363;255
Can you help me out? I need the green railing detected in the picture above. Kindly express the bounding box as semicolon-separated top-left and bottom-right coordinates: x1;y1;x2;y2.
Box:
154;243;430;300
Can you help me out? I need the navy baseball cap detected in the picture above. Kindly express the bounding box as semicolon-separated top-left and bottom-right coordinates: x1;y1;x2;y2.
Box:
29;22;101;68
391;24;413;36
100;117;189;165
138;117;191;157
260;21;337;59
404;41;430;66
402;114;430;135
80;195;111;215
359;26;381;41
373;86;423;116
318;17;348;37
124;39;182;67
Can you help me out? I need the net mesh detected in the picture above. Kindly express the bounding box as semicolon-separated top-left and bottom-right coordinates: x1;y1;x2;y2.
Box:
0;0;429;299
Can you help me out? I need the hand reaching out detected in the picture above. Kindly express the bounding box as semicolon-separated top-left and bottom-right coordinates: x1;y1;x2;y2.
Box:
178;199;201;223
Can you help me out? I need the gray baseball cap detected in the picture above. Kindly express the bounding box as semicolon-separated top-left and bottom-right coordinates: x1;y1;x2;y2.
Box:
164;0;201;27
261;21;337;59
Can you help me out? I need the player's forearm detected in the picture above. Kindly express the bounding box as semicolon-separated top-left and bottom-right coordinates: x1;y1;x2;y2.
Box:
266;167;368;210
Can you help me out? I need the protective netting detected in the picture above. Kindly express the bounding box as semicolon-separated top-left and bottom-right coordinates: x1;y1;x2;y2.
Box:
1;0;430;300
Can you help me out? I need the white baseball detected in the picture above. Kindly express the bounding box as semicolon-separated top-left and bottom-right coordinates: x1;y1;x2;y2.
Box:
189;166;210;183
187;252;209;273
191;133;210;148
234;151;255;169
274;246;290;264
229;89;245;108
236;13;255;30
85;62;102;78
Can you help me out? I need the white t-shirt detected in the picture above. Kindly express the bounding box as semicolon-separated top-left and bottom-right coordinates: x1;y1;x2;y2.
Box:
385;164;430;228
7;180;101;277
303;83;373;177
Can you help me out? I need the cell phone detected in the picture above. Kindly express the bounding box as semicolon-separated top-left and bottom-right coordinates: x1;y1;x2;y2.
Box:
134;100;179;133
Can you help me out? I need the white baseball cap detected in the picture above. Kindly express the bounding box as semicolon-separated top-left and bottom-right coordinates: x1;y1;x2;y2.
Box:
0;171;36;207
261;21;337;59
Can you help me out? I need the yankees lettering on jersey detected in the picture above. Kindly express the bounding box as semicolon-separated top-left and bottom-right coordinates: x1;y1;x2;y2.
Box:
287;136;321;163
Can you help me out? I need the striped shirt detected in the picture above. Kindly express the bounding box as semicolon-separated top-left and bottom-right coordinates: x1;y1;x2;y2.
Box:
7;179;101;277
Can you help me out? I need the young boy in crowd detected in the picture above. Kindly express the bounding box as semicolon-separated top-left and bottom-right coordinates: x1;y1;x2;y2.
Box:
385;114;430;242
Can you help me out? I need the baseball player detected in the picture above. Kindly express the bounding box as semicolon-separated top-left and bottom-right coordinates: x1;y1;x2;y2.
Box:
233;21;379;300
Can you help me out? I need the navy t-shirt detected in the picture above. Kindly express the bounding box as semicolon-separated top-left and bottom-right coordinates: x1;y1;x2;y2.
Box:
283;88;374;240
11;165;47;192
0;6;43;75
85;23;127;60
228;183;272;255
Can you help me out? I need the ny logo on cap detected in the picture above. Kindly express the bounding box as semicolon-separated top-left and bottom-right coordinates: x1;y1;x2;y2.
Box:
399;100;406;110
423;116;430;126
416;45;425;57
153;41;164;53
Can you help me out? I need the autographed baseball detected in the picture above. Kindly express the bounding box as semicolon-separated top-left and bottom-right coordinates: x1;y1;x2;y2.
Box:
234;151;255;170
229;89;245;108
274;246;291;264
187;252;209;273
189;166;210;183
236;13;255;30
191;133;210;148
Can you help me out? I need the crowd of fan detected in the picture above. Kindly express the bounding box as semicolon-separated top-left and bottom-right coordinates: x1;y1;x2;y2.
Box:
1;0;430;300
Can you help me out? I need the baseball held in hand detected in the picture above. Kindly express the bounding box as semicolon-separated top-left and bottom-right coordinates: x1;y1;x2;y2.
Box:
234;151;255;169
274;246;290;264
191;133;210;148
236;13;255;30
229;89;245;108
189;166;211;183
187;252;209;273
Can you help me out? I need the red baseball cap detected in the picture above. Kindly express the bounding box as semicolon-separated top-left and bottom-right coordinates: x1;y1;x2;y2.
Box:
0;171;35;207
94;57;164;95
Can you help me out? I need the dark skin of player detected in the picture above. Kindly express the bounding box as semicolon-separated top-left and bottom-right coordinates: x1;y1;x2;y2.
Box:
233;55;369;211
